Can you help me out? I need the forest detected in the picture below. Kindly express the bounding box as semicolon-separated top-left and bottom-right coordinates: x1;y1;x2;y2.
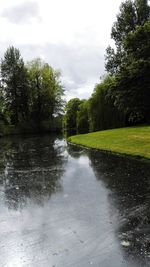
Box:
64;0;150;135
0;0;149;136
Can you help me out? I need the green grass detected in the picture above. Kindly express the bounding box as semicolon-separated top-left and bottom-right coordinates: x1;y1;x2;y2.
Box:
68;126;150;159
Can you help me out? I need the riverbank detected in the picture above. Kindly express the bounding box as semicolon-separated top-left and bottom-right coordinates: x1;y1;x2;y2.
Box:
68;126;150;159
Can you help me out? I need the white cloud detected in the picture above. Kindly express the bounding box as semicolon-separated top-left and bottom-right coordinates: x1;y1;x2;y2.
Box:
1;1;41;24
0;0;122;100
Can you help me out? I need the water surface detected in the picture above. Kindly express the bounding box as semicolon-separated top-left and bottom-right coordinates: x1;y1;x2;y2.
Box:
0;135;150;267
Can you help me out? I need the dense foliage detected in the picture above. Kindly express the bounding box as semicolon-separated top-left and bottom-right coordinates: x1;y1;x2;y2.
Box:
89;77;125;132
105;0;150;123
76;100;89;134
113;20;150;122
63;98;83;135
27;58;64;122
0;47;64;133
1;47;29;124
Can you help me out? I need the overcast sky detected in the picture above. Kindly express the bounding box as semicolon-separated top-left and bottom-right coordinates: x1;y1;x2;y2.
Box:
0;0;123;100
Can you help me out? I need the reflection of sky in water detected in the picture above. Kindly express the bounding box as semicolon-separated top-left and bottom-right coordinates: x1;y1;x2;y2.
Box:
0;135;149;267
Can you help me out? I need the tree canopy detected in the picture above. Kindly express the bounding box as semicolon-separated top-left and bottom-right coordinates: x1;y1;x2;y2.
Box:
63;98;83;135
27;58;64;122
105;0;150;75
0;47;64;132
1;47;29;124
105;0;150;123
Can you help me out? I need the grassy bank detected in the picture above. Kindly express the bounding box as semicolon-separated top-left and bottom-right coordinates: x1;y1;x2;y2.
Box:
68;126;150;159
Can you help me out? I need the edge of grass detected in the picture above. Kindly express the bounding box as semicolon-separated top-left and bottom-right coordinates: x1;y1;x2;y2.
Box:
68;126;150;161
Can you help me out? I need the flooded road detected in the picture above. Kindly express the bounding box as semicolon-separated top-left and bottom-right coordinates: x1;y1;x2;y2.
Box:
0;135;150;267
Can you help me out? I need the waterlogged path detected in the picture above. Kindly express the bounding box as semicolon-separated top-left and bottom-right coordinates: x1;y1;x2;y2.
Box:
0;135;150;267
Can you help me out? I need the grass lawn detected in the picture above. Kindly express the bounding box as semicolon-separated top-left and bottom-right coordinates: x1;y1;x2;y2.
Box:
68;126;150;159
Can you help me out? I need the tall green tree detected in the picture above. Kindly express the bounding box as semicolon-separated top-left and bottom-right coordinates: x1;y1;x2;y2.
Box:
89;77;125;132
113;20;150;122
63;98;82;134
27;58;64;122
76;100;89;134
105;0;150;74
1;46;29;124
105;0;150;123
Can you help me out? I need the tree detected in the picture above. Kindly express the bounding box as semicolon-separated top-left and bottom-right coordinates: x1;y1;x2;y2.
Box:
77;100;89;134
1;46;29;124
27;58;64;122
105;0;150;74
113;20;150;123
89;77;125;132
105;0;150;123
111;0;136;46
63;98;82;135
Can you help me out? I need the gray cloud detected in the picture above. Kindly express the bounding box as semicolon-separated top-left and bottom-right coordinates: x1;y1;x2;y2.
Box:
20;43;105;95
1;1;41;24
0;42;105;99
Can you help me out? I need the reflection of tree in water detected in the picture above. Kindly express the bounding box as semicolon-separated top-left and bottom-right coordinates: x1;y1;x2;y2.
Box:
0;135;68;210
67;143;86;158
89;150;150;265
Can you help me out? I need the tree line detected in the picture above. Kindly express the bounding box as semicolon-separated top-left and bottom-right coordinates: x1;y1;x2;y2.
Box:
0;47;64;133
64;0;150;135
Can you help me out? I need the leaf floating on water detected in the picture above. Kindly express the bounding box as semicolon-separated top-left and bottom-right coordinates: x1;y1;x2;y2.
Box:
121;240;130;247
